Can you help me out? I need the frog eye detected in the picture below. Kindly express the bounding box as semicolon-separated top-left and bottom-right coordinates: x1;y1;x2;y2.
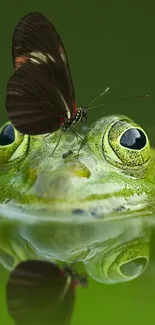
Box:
0;124;15;146
84;236;149;284
120;128;146;150
0;122;29;163
102;116;150;175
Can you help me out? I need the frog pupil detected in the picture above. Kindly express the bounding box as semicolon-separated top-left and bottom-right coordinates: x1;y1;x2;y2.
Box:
0;125;15;146
120;128;146;150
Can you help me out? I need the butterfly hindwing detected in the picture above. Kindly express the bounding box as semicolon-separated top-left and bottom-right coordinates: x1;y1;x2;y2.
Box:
6;58;73;134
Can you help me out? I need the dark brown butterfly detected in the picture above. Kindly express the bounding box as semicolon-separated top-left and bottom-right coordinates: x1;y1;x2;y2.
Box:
5;12;88;135
6;260;87;325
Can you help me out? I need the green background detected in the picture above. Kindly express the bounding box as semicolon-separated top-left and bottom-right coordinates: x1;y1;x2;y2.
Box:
1;1;155;324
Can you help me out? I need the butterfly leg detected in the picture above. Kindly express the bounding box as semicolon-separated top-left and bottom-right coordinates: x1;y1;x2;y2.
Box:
51;131;63;156
70;127;84;140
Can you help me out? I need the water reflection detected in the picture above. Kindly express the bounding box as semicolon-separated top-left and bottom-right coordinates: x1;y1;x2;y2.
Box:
6;260;87;325
0;203;153;284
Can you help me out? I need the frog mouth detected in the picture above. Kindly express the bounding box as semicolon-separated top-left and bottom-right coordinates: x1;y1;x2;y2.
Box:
0;186;153;222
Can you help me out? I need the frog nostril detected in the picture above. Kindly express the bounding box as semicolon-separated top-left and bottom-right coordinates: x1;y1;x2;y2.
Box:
120;257;147;277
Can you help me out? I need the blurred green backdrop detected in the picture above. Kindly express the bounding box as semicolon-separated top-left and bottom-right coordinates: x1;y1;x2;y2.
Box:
1;0;155;324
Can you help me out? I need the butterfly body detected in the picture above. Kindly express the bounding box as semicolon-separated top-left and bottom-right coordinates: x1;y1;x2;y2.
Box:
61;106;88;131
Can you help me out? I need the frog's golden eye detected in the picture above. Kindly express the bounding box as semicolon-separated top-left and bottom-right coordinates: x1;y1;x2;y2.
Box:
103;117;150;174
0;122;29;164
0;124;15;146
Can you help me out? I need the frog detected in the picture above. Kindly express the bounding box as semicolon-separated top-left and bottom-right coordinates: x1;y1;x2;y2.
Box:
0;114;154;284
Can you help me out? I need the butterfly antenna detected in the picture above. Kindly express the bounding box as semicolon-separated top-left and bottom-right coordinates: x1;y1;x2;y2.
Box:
87;86;110;108
88;94;149;109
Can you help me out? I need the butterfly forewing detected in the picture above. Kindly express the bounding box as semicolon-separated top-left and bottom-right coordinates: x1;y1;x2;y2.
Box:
6;12;76;135
13;12;75;107
6;260;75;325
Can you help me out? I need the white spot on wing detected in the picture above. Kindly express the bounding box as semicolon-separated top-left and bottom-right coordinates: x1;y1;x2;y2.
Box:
30;58;41;64
59;91;71;119
59;47;67;64
30;52;55;64
30;52;47;63
59;275;72;303
47;53;55;63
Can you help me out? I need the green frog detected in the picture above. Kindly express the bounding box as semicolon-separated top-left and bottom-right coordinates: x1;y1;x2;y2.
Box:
0;114;154;284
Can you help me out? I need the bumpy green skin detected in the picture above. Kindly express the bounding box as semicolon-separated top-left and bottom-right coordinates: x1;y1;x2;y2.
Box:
0;115;155;284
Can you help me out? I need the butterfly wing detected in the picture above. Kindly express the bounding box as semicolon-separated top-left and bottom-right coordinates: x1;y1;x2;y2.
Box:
6;58;73;134
6;12;76;135
6;260;75;325
12;12;75;110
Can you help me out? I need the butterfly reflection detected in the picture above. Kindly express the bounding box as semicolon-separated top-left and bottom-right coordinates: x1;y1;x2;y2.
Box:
6;260;87;325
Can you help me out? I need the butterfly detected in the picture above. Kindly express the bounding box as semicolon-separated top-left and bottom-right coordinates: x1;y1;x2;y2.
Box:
6;259;87;325
5;12;88;136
